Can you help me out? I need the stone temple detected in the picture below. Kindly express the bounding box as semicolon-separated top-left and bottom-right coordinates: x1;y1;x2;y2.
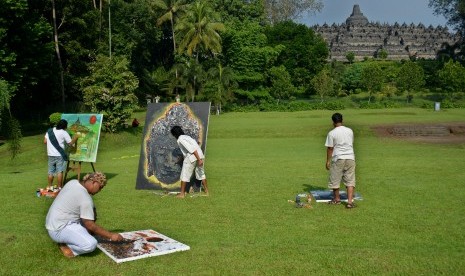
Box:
312;4;460;61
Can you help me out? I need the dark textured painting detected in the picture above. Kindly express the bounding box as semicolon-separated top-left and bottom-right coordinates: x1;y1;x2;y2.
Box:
97;229;190;263
136;102;210;190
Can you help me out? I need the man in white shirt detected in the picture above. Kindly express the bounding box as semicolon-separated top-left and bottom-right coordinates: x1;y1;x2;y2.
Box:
325;113;356;208
44;119;78;189
46;172;123;257
170;126;209;198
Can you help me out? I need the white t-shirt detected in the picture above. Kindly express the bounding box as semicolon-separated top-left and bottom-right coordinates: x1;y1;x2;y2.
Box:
325;125;355;161
45;127;72;156
177;135;204;163
45;180;94;231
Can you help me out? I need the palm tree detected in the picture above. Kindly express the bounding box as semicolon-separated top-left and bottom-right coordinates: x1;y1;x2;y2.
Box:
154;0;188;96
154;0;188;52
175;0;225;59
207;63;236;114
172;58;205;102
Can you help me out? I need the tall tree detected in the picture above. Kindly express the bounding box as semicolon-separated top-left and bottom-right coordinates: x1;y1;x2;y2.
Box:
265;21;328;91
264;0;323;25
51;0;66;111
311;67;334;102
429;0;465;36
438;59;465;99
175;0;225;59
429;0;465;63
267;65;295;102
360;63;383;103
172;57;205;102
396;61;425;103
222;21;283;100
213;0;264;24
154;0;187;52
1;0;53;117
206;62;236;114
80;55;138;132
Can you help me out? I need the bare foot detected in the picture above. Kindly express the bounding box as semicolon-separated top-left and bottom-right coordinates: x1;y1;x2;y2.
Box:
59;243;75;258
176;193;185;198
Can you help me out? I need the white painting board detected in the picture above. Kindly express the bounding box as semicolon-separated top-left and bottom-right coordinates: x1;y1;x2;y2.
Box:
97;229;190;263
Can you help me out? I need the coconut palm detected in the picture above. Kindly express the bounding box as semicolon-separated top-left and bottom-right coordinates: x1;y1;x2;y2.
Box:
153;0;188;52
207;63;236;114
175;0;225;59
172;58;205;102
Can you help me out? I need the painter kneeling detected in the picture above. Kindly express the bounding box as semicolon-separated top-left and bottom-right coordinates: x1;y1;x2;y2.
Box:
45;172;123;258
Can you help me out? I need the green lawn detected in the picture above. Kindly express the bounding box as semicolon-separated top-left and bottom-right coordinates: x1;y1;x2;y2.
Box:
1;108;464;275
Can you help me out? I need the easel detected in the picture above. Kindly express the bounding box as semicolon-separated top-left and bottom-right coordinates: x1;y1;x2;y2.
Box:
64;160;96;182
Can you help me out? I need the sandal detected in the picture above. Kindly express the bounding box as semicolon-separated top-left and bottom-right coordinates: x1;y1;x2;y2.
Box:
346;203;355;209
328;199;341;205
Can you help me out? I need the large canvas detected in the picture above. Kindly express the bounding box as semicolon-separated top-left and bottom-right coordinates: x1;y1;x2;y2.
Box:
61;114;103;163
136;102;210;191
97;229;190;263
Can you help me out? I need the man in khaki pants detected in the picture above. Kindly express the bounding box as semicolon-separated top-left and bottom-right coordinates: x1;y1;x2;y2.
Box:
325;113;356;208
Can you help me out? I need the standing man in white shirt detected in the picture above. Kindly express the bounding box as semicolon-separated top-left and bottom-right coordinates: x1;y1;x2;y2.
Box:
325;113;356;208
44;119;78;189
170;125;209;198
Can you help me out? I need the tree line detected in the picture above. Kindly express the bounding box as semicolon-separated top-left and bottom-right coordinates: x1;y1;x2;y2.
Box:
0;0;464;139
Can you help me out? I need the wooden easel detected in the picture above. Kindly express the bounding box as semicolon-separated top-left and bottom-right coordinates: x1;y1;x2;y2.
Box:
64;160;96;182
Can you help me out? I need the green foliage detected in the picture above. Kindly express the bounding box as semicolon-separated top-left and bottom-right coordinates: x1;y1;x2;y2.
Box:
223;21;283;91
80;55;138;132
396;61;425;103
267;65;296;101
341;62;365;92
203;62;236;114
175;0;225;57
227;99;346;112
0;113;22;159
438;60;465;99
377;48;388;59
311;67;334;102
264;21;329;88
1;0;53;115
48;112;62;126
360;62;384;103
213;0;264;23
173;57;205;101
345;51;355;63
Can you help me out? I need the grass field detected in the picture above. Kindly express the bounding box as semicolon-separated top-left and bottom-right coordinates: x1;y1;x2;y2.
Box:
1;108;464;275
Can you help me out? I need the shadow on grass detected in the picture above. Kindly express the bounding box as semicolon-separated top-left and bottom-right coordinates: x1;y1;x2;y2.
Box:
302;184;326;193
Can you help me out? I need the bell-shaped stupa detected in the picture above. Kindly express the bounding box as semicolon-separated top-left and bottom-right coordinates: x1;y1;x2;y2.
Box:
345;4;369;25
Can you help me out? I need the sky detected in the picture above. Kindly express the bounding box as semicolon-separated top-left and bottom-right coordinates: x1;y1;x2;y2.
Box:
299;0;449;27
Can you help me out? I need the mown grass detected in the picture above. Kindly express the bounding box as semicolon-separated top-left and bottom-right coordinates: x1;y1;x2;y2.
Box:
0;108;464;275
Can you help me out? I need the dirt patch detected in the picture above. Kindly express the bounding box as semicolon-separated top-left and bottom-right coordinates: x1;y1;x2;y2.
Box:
372;122;465;144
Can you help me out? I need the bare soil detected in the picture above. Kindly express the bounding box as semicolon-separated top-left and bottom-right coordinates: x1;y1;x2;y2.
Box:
372;122;465;144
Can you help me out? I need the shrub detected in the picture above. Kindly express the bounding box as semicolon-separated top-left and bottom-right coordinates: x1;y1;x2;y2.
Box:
48;112;62;126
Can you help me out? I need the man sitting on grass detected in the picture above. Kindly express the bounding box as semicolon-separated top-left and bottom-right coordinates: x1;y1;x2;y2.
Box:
45;172;123;258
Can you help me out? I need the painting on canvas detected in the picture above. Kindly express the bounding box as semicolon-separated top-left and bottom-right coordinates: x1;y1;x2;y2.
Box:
61;114;103;163
135;102;210;191
97;229;190;263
